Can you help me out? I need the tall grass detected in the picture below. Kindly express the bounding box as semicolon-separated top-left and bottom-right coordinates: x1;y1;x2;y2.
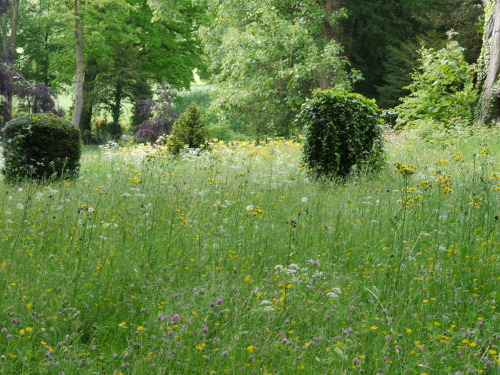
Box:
0;129;498;374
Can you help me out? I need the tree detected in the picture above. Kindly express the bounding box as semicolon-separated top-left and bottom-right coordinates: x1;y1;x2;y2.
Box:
477;0;500;125
200;0;357;138
15;0;69;87
340;0;483;108
71;0;205;137
395;34;477;126
1;0;62;126
72;0;84;128
0;0;20;126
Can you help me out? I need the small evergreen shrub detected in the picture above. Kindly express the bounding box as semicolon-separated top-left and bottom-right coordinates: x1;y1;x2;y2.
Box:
298;89;384;179
167;102;210;155
1;113;81;182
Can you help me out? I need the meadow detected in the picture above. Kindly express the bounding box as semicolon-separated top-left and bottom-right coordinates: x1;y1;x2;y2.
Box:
0;128;499;374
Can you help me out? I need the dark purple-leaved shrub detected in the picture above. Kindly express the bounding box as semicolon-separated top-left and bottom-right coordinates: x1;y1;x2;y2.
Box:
1;55;63;127
17;82;63;116
132;87;178;143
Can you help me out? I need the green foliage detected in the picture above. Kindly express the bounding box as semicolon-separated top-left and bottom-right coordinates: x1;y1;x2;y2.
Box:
174;86;214;119
208;121;245;142
16;0;69;88
395;36;477;128
1;113;81;182
200;0;356;138
167;102;210;155
93;119;123;143
341;0;482;108
174;86;249;141
299;89;384;178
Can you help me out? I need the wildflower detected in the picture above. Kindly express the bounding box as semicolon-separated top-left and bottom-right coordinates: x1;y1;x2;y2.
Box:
247;345;254;352
301;197;308;203
326;289;341;298
394;162;416;175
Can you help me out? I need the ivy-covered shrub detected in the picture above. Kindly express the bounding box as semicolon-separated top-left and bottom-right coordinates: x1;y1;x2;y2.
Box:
1;113;81;182
298;89;384;179
167;102;210;155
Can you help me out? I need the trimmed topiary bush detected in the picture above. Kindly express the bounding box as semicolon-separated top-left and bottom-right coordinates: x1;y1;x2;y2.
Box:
298;89;384;179
1;113;81;182
167;102;210;155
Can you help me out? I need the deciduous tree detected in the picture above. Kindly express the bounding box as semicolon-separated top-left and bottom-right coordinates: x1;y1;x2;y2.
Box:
200;0;357;138
477;0;500;124
72;0;84;127
0;0;19;126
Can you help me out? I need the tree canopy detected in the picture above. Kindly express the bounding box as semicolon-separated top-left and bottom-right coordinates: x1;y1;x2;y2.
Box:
0;0;496;136
199;0;358;137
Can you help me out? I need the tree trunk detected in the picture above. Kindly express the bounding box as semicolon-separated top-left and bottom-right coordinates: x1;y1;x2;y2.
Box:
79;60;97;142
111;79;123;126
0;0;19;127
9;0;18;51
319;0;343;90
479;0;500;125
72;0;84;128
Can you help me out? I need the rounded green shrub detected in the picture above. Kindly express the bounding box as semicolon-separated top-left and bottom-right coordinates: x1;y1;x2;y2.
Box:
167;102;210;155
1;113;81;182
298;89;384;179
